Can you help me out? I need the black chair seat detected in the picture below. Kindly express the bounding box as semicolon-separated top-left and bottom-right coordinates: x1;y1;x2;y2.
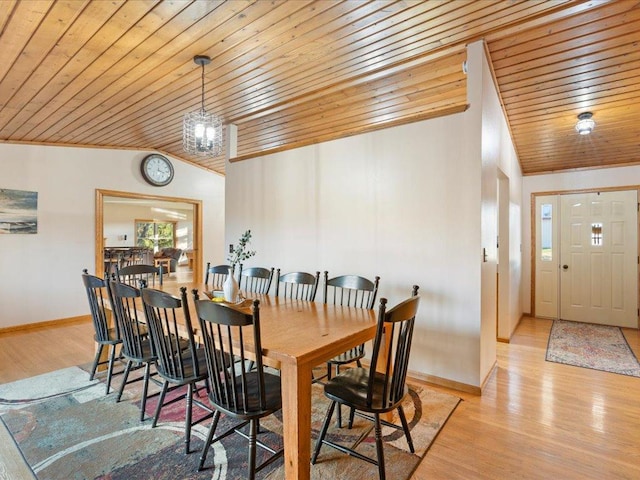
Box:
160;347;209;385
324;368;408;413
125;339;155;363
213;371;281;419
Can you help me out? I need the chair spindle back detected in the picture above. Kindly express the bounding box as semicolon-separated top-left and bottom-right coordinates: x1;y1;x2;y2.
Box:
275;269;320;301
142;287;200;380
367;285;420;409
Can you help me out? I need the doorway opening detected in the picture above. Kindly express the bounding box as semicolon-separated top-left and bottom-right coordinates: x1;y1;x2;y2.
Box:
95;189;203;283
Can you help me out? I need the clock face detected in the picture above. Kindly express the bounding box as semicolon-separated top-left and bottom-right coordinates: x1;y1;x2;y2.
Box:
141;154;174;186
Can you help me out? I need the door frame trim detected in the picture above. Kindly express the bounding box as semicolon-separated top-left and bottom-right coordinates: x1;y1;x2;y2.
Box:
531;185;640;320
95;189;203;282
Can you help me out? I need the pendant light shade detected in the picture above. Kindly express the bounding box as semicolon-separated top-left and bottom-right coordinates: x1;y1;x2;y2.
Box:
183;55;223;156
575;112;595;135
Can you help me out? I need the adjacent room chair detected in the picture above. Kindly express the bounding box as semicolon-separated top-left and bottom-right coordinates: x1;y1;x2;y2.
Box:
153;247;183;273
192;292;284;478
274;269;320;301
141;286;212;453
117;263;163;287
81;269;122;395
204;263;231;290
238;265;274;295
321;271;380;425
109;279;156;421
311;286;420;480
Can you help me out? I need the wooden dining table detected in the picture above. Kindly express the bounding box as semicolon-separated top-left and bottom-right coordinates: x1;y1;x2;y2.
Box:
158;282;379;480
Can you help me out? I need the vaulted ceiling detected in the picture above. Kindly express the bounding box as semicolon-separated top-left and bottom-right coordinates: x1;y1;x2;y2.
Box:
1;0;638;176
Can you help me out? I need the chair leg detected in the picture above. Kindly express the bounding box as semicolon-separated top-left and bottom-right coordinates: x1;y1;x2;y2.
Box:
152;381;169;428
89;344;104;380
335;364;342;428
348;407;356;429
185;383;194;454
397;405;415;453
105;344;118;395
248;418;257;480
198;411;221;471
311;400;336;464
374;413;386;480
139;362;152;422
116;360;133;402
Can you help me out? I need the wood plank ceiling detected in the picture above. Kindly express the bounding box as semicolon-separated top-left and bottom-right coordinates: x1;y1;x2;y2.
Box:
0;0;638;176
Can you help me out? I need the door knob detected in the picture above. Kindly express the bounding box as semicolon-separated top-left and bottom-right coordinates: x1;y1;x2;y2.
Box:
562;265;569;270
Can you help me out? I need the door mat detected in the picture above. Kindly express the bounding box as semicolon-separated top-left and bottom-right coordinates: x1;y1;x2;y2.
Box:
546;319;640;377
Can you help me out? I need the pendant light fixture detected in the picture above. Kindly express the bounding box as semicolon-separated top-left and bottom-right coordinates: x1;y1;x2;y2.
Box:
183;55;223;156
575;112;595;135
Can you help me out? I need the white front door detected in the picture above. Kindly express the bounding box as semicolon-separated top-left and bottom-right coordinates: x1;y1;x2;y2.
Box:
559;190;638;327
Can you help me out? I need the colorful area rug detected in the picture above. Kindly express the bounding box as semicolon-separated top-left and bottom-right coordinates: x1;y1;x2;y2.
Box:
546;320;640;377
0;366;460;479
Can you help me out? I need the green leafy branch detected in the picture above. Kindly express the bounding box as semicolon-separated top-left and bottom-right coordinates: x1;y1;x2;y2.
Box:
227;229;256;268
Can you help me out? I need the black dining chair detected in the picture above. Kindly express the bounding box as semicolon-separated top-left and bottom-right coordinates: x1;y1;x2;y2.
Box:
311;286;420;480
239;265;274;295
141;286;212;454
274;269;320;301
204;263;231;290
117;263;163;287
321;271;380;425
81;269;122;395
109;279;157;421
192;292;284;478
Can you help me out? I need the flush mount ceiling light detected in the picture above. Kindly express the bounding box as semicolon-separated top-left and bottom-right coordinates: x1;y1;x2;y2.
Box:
183;55;223;157
575;112;595;135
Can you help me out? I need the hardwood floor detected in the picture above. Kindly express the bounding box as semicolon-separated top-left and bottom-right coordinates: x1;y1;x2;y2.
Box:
0;320;95;384
414;318;640;480
1;316;639;478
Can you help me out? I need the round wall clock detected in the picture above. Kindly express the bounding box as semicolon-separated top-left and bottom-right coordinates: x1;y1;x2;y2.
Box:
140;154;174;186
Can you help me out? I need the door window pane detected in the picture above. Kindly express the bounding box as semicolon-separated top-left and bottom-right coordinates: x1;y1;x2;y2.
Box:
591;223;603;246
541;204;552;261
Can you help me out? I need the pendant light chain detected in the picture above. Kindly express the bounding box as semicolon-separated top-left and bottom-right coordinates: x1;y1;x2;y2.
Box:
200;61;206;113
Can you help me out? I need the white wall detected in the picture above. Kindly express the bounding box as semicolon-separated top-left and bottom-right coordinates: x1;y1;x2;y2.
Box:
0;143;225;328
474;41;524;382
225;43;523;388
522;165;640;314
